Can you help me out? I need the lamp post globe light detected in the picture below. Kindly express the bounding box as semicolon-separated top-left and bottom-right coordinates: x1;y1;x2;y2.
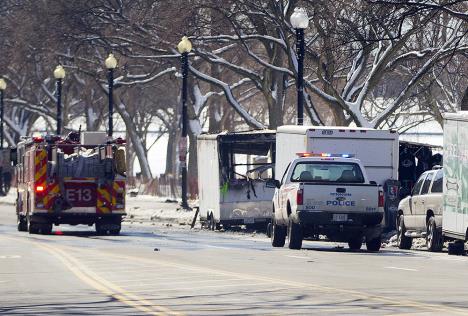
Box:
0;78;6;149
290;7;309;125
53;65;66;135
105;53;118;138
177;36;192;210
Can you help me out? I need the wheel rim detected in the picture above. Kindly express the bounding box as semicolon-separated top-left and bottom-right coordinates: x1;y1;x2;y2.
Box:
397;217;402;244
427;222;433;248
210;215;215;230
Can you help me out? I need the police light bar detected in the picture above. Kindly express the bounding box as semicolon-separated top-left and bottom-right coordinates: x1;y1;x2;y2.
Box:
296;152;355;158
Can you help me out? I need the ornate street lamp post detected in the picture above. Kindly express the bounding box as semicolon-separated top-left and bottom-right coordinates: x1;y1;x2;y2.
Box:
53;65;66;135
0;79;6;149
105;53;118;138
177;36;192;209
290;7;309;125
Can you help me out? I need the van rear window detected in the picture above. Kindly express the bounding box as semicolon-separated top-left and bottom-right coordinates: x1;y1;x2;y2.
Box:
291;161;364;183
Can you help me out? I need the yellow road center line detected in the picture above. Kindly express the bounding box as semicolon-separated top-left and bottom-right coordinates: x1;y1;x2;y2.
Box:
35;242;172;316
3;236;181;316
5;235;467;315
86;249;467;315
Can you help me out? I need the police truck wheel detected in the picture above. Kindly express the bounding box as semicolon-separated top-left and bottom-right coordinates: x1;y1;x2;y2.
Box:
426;217;443;252
271;220;286;247
348;236;362;250
366;236;381;252
397;215;412;250
266;222;272;238
288;219;303;250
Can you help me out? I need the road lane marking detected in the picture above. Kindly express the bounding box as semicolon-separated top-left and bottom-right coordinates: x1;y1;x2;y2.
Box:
285;255;309;259
36;242;178;316
86;249;468;315
384;266;418;272
5;234;468;315
204;245;231;249
4;236;181;316
0;255;21;259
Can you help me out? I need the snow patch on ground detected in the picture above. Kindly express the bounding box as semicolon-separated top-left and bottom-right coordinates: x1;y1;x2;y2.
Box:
125;195;195;226
382;231;436;250
0;190;16;206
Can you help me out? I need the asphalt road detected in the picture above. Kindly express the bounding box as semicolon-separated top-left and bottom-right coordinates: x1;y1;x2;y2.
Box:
2;204;468;315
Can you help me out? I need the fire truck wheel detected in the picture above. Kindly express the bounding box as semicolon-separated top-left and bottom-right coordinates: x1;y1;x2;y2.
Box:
28;221;40;234
110;224;121;235
95;223;107;235
1;172;11;195
41;223;53;235
17;216;28;232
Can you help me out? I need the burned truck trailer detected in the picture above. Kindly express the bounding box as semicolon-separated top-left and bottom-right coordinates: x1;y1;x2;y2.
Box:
197;131;276;230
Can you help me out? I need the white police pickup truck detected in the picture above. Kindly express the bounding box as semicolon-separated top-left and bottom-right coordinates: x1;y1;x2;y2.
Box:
270;153;384;251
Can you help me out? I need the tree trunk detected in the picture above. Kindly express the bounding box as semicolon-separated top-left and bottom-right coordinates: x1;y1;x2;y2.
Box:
114;95;152;182
208;64;223;133
165;129;177;175
461;86;468;111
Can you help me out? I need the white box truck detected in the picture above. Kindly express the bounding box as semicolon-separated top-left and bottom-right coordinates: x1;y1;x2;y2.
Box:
197;131;276;230
275;126;399;229
275;126;399;185
442;111;468;253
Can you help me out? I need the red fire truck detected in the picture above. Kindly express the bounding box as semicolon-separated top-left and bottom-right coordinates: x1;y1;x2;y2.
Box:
15;132;126;235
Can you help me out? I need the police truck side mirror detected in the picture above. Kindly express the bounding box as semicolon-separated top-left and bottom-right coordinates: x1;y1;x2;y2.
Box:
266;179;281;189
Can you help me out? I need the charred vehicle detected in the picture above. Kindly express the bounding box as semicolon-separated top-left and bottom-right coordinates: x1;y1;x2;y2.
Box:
197;131;276;230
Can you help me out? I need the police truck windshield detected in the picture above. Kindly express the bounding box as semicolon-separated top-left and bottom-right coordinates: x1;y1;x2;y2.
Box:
290;161;365;183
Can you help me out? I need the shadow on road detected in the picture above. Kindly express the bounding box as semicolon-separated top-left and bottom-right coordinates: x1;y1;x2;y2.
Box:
300;245;424;257
0;297;142;315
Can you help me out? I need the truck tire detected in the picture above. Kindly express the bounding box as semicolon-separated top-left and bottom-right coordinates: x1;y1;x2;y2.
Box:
348;236;362;250
447;241;464;255
397;215;412;250
17;215;28;232
426;217;443;252
366;236;381;252
41;223;53;235
28;220;40;234
271;219;286;247
288;219;303;250
209;214;219;231
0;172;11;195
266;223;272;238
110;226;121;235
